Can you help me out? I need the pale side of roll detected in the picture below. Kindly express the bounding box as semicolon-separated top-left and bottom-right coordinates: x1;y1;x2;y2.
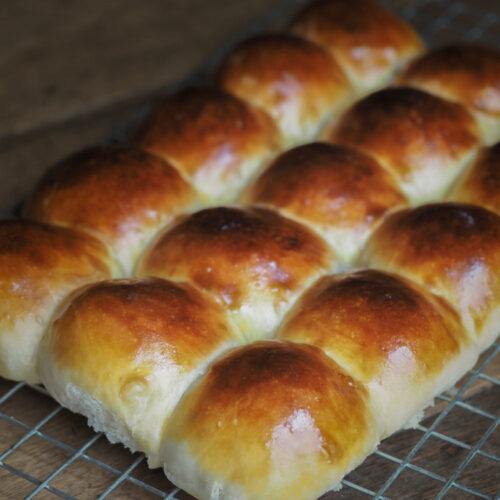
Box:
159;341;380;500
0;220;117;384
137;206;336;341
278;269;478;437
38;277;239;467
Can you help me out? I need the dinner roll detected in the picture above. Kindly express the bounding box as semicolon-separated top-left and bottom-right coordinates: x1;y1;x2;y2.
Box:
38;278;239;467
245;142;406;263
278;270;476;436
160;341;378;500
137;207;334;340
331;87;480;204
290;0;423;94
0;220;115;383
24;146;198;276
218;34;352;147
400;45;500;144
135;87;280;203
362;203;500;349
449;142;500;214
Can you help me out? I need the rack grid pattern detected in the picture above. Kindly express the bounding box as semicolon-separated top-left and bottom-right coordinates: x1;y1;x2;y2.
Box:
0;0;499;498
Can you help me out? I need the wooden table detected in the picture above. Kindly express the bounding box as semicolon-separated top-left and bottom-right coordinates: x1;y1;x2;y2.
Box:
0;1;499;498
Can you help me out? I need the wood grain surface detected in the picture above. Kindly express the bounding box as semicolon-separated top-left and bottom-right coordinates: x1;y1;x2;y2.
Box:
0;0;307;216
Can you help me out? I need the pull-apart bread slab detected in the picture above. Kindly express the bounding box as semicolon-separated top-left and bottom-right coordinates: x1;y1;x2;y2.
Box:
1;0;499;498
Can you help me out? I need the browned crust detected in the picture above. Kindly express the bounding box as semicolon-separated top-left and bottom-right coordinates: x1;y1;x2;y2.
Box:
217;34;351;138
137;207;333;309
401;44;500;116
332;87;479;181
135;87;280;180
51;278;235;373
24;145;197;241
290;0;423;86
0;220;113;322
165;341;372;496
363;203;500;335
248;142;405;228
451;143;500;213
279;270;468;381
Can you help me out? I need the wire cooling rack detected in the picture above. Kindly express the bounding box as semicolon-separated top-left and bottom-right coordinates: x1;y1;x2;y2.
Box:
0;0;499;498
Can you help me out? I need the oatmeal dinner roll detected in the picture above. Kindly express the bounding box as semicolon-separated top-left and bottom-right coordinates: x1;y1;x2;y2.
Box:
290;0;423;94
0;220;115;383
278;270;476;437
137;207;334;341
449;142;500;214
245;142;406;263
362;203;500;349
135;87;280;203
331;87;480;204
400;45;500;144
24;146;198;276
160;341;379;500
218;34;352;147
38;277;239;467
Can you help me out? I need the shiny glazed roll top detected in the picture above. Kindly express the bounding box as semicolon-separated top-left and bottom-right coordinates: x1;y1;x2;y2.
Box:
278;270;475;436
245;142;406;263
135;87;280;203
0;220;115;383
290;0;423;94
362;203;500;349
136;207;335;341
160;341;379;500
400;44;500;144
24;146;198;276
331;87;480;204
38;277;239;467
218;34;352;147
449;142;500;214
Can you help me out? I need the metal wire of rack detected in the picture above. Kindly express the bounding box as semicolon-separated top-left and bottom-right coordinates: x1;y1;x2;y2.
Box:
0;0;499;498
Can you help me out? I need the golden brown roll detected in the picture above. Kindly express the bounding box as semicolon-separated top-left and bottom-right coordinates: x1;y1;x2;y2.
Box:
38;277;239;467
331;87;480;204
400;45;500;144
135;87;280;203
0;220;116;383
136;207;334;341
160;341;379;500
449;142;500;214
278;270;476;437
217;34;352;147
290;0;423;94
245;142;406;262
362;203;500;349
24;146;198;276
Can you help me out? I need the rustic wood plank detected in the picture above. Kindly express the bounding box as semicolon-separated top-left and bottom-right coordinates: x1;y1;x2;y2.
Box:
0;0;304;140
0;99;146;216
0;0;309;216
